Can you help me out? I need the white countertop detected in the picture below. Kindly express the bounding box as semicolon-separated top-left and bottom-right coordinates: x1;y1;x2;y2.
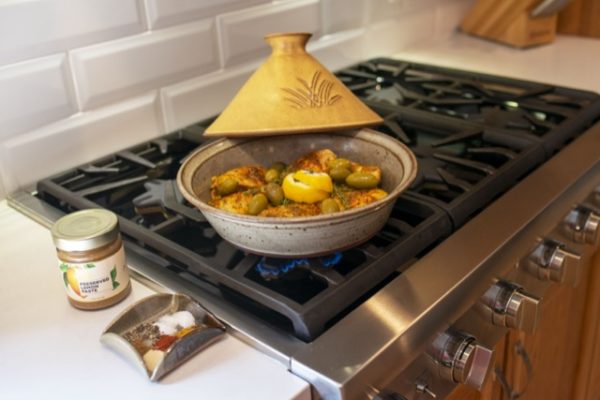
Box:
395;33;600;93
0;202;310;400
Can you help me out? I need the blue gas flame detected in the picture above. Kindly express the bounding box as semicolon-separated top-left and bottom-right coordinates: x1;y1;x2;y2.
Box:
256;252;343;280
320;252;343;267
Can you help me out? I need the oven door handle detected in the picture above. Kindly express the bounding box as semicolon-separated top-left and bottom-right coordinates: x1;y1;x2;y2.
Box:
495;341;534;400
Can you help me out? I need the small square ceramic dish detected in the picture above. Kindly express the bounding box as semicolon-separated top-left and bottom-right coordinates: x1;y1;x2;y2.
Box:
100;293;226;381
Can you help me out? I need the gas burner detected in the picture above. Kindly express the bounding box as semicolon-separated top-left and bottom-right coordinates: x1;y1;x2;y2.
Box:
132;179;205;226
343;58;600;153
365;85;406;105
482;106;555;135
256;253;343;281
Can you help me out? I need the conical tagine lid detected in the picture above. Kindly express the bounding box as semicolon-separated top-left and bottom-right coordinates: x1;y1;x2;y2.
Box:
204;32;383;137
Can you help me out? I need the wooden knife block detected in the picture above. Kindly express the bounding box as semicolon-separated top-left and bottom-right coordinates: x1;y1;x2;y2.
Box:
460;0;558;48
558;0;600;38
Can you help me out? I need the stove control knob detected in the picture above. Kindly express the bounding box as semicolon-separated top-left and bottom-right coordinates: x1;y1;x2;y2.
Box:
562;205;600;246
429;331;494;391
525;239;581;286
481;281;540;334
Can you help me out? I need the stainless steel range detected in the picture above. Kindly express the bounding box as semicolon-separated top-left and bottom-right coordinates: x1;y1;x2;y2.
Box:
8;59;600;400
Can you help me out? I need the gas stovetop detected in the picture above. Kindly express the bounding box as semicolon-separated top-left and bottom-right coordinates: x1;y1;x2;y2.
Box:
29;59;600;345
10;57;600;400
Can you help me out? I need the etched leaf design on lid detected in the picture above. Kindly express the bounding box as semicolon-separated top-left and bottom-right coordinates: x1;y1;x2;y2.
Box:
282;71;342;109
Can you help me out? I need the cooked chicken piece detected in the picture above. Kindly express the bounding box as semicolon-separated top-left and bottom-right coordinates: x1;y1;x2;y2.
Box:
259;203;321;217
292;149;337;173
334;188;388;210
350;164;382;183
209;191;255;214
208;149;387;217
210;166;266;199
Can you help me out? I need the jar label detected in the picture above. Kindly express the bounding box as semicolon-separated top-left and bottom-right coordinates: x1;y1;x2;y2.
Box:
58;247;130;302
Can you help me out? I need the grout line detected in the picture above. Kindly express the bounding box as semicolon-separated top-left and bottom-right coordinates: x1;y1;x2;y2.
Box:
0;165;6;199
156;87;170;135
137;0;152;32
0;144;17;196
319;0;328;36
214;15;226;69
64;50;83;114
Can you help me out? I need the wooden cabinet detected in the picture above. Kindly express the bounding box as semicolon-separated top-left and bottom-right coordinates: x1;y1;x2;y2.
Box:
447;248;600;400
572;249;600;400
501;268;590;399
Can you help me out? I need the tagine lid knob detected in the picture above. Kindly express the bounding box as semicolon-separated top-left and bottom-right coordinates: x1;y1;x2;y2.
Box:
203;32;383;137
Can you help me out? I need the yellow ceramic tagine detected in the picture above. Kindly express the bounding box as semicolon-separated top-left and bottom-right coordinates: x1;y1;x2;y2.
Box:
204;32;383;137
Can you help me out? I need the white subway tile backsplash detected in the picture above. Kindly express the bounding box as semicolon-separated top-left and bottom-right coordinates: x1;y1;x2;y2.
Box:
161;62;259;132
71;20;219;110
308;29;367;70
368;0;406;23
144;0;270;30
219;0;321;67
0;0;142;66
0;55;77;141
0;93;162;193
321;0;368;35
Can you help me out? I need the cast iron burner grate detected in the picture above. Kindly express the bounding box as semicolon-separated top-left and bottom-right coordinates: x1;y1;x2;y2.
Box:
32;60;600;342
36;124;452;341
368;105;545;226
337;58;600;155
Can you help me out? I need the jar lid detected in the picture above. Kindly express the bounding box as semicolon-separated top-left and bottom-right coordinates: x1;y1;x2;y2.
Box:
51;209;119;252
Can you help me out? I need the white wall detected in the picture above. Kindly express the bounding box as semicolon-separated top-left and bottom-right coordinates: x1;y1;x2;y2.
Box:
0;0;473;199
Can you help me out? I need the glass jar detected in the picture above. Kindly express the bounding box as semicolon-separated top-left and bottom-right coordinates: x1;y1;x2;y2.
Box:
51;209;131;310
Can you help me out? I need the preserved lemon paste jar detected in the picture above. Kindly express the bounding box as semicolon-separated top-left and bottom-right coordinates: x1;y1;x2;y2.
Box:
51;209;131;310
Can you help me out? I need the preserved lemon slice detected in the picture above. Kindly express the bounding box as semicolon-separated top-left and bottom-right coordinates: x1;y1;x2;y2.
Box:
293;170;333;192
282;171;333;203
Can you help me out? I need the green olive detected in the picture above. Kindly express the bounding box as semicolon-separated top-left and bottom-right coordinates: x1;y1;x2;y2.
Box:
280;170;291;181
216;178;239;196
269;162;286;173
248;193;268;215
328;158;352;171
265;168;280;183
265;183;284;205
320;198;340;214
345;172;379;189
329;166;351;183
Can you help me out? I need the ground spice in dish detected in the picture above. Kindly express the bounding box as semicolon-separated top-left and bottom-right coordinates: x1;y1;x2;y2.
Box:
121;310;201;372
154;335;178;351
123;323;161;354
176;326;198;338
